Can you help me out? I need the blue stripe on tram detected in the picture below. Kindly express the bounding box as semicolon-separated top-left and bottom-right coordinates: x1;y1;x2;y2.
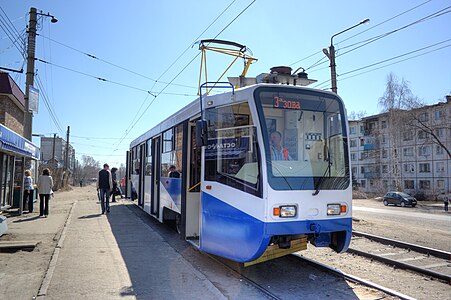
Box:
200;192;352;262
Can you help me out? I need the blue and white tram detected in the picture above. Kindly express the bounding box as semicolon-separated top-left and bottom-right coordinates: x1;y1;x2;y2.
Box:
128;73;351;265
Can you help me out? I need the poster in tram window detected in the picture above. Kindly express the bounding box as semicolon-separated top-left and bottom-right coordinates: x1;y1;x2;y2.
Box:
205;137;250;160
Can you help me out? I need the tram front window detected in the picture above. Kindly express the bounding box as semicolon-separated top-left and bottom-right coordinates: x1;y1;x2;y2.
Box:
255;87;350;191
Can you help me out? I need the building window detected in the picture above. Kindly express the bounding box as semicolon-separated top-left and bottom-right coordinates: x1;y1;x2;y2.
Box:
436;145;444;155
360;125;365;134
403;163;414;173
381;120;387;129
352;167;357;175
403;147;414;157
437;180;445;190
382;149;388;158
382;165;388;173
435;128;445;137
360;138;364;146
350;126;356;135
382;180;388;188
351;153;357;161
419;180;430;189
436;162;445;172
418;145;430;156
350;139;357;147
381;134;387;144
418;130;427;139
404;180;414;189
419;163;430;173
434;110;443;120
418;112;429;122
403;130;413;141
360;180;366;188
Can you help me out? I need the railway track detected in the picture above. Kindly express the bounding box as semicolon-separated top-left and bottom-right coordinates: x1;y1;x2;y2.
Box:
349;231;451;283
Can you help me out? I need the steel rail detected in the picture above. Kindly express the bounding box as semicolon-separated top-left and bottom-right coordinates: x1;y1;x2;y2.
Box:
292;253;416;300
347;247;451;283
353;230;451;260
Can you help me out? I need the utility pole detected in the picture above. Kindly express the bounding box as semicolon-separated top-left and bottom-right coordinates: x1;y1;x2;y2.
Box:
24;8;58;140
65;126;70;171
24;7;37;140
52;133;56;166
323;19;369;94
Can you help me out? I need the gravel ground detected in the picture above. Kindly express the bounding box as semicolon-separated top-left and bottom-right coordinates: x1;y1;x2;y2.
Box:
300;198;451;300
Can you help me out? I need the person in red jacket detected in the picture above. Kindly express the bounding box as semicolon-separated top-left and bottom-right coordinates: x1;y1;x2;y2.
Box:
270;131;291;161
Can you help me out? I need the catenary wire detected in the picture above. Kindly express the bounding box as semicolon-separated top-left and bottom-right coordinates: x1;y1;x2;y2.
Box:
34;58;196;97
111;0;257;151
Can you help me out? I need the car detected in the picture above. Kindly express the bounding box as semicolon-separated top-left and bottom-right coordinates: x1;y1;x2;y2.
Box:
383;192;417;207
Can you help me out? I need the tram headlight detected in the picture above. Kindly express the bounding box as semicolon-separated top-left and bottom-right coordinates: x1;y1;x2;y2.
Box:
327;204;346;215
275;205;297;218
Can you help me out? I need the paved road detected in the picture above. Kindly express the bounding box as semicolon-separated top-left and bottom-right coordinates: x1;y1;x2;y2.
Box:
354;205;450;222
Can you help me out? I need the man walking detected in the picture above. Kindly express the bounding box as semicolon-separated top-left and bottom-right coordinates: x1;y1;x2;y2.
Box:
97;163;113;214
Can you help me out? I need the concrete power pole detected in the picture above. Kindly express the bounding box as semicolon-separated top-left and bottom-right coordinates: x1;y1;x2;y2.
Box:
24;7;37;140
24;8;57;140
65;126;70;171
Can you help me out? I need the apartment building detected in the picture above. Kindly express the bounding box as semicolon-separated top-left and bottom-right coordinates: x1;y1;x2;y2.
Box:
349;96;451;199
40;136;75;171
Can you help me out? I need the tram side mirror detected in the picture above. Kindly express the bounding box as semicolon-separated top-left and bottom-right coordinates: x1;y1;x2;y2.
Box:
196;120;208;147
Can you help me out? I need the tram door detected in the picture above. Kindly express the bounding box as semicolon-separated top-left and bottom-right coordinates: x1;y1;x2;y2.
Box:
151;136;161;217
185;122;201;242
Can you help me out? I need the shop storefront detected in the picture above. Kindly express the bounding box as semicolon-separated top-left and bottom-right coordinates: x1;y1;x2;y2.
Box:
0;123;40;212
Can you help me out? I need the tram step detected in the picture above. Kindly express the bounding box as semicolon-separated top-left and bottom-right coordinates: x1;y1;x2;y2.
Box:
244;236;308;267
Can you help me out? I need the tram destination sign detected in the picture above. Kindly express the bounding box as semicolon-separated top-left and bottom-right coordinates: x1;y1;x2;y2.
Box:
273;96;301;110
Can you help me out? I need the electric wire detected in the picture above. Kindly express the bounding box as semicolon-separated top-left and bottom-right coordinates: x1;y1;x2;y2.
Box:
35;74;65;135
34;58;196;97
336;6;451;58
0;14;26;58
36;34;198;90
150;0;237;92
111;0;257;152
339;39;451;77
289;1;446;71
312;39;450;90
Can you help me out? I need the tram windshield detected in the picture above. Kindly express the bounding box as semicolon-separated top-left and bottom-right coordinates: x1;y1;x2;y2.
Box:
255;87;349;191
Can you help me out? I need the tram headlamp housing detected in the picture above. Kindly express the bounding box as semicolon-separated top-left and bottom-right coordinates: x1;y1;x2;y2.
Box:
275;205;297;218
327;204;347;215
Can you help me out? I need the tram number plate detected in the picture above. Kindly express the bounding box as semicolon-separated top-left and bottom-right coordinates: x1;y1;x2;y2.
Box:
273;96;301;110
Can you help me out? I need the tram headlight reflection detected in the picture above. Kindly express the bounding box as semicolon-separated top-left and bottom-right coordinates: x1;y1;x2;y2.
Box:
277;205;297;218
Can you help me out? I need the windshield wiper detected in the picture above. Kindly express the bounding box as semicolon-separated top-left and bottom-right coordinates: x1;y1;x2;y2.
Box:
312;160;331;196
313;142;331;196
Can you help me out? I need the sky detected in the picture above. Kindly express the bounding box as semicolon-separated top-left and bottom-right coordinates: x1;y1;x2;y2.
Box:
1;0;450;167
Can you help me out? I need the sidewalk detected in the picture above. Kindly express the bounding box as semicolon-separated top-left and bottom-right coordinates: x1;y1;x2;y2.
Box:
0;185;227;299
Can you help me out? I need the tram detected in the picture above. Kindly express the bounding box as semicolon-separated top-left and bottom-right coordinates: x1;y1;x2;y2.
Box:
127;63;352;265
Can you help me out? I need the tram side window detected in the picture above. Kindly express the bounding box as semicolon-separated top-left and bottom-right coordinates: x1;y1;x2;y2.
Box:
204;102;261;197
145;140;152;176
161;125;183;178
133;146;140;175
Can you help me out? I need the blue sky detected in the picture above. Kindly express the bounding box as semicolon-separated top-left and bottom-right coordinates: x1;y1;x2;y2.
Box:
1;0;450;167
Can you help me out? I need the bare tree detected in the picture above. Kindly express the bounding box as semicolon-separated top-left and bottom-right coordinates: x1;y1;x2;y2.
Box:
79;155;100;183
378;73;415;191
348;110;367;121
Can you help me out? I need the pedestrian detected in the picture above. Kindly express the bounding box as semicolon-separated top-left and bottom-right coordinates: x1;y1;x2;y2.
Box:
23;170;34;213
97;163;113;214
444;194;449;212
168;165;180;178
111;167;118;203
37;168;54;218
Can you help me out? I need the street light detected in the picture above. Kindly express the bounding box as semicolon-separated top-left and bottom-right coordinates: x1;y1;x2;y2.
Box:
24;8;58;141
323;18;369;94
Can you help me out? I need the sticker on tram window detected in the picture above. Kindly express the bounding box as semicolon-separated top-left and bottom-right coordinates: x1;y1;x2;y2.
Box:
273;96;301;110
